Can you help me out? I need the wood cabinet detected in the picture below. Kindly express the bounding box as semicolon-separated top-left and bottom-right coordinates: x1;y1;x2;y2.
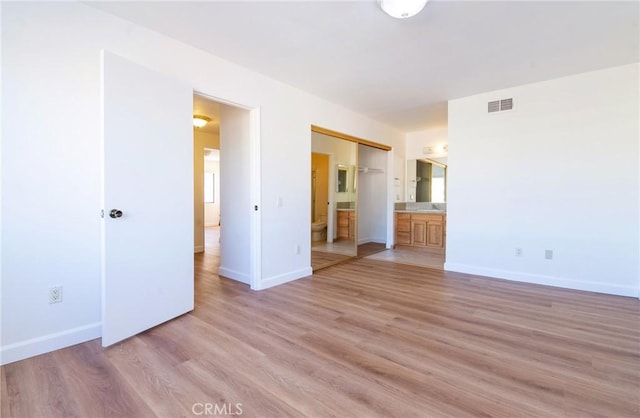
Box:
426;219;444;249
337;210;356;240
395;212;446;253
395;213;411;245
411;218;427;246
348;211;356;240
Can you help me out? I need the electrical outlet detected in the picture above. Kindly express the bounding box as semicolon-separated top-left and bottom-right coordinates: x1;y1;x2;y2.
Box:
49;286;63;304
545;249;553;260
515;247;523;257
295;244;300;255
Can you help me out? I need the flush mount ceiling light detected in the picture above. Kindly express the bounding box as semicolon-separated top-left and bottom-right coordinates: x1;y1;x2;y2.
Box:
193;115;211;128
379;0;428;19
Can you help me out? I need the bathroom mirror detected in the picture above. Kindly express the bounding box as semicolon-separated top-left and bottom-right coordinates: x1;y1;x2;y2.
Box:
407;158;447;203
336;164;348;192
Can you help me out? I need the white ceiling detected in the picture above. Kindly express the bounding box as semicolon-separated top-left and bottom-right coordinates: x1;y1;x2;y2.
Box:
90;1;639;132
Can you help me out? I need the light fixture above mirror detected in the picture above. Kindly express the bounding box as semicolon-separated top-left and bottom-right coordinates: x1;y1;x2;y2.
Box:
379;0;428;19
424;143;448;155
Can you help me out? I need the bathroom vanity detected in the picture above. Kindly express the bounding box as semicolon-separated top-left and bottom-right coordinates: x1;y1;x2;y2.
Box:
337;209;356;240
394;211;446;253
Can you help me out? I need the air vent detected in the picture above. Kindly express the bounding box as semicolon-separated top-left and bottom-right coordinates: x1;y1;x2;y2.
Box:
488;98;513;113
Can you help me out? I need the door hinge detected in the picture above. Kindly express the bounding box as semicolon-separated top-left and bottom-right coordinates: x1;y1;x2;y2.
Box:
100;209;105;218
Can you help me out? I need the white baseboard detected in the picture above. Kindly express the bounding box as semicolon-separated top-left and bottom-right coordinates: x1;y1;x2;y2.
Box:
444;262;639;298
253;267;313;291
357;236;386;245
0;322;102;366
194;245;204;253
218;267;250;285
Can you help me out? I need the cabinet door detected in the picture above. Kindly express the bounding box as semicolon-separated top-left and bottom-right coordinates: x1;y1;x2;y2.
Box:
426;220;444;249
395;214;411;245
348;211;356;241
411;220;428;246
337;211;349;239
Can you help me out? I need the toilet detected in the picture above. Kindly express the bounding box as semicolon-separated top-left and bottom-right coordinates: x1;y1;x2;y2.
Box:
311;214;327;242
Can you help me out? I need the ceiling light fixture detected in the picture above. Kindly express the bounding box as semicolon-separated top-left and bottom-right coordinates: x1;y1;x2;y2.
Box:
193;115;211;128
379;0;428;19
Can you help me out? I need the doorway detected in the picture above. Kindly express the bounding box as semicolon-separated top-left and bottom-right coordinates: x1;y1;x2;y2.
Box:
193;93;258;286
203;148;220;256
193;95;221;255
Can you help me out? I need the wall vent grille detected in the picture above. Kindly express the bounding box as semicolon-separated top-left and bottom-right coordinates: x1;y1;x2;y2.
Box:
488;98;514;113
488;100;500;113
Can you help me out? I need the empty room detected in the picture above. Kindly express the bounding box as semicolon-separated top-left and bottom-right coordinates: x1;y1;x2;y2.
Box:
1;1;638;417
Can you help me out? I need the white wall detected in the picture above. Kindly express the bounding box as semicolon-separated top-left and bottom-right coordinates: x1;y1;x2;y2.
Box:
446;63;639;297
204;160;220;227
357;145;388;244
405;127;448;160
0;2;403;363
219;105;251;284
392;141;406;202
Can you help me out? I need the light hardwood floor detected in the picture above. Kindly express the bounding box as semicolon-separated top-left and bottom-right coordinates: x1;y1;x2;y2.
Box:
2;228;638;417
366;245;445;269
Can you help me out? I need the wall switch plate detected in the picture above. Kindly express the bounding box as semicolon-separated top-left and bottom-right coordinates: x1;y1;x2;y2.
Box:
49;286;63;304
545;249;553;260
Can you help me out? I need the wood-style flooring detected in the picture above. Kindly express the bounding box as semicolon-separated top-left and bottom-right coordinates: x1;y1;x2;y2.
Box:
356;242;386;258
2;228;639;417
311;250;352;270
312;241;387;271
366;245;445;269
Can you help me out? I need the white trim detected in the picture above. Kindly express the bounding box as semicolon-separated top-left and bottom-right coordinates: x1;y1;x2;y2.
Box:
444;262;639;298
328;154;335;242
249;108;262;291
218;267;251;285
0;322;102;366
358;236;387;245
254;267;313;291
386;149;394;248
194;245;204;253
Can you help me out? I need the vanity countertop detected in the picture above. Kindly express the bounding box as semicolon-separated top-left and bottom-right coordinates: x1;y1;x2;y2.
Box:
395;209;446;214
336;208;355;211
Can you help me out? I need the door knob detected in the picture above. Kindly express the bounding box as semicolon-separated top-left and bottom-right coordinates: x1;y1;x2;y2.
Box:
109;209;123;219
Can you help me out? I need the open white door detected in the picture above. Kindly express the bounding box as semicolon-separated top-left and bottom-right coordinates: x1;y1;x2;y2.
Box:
101;51;193;346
